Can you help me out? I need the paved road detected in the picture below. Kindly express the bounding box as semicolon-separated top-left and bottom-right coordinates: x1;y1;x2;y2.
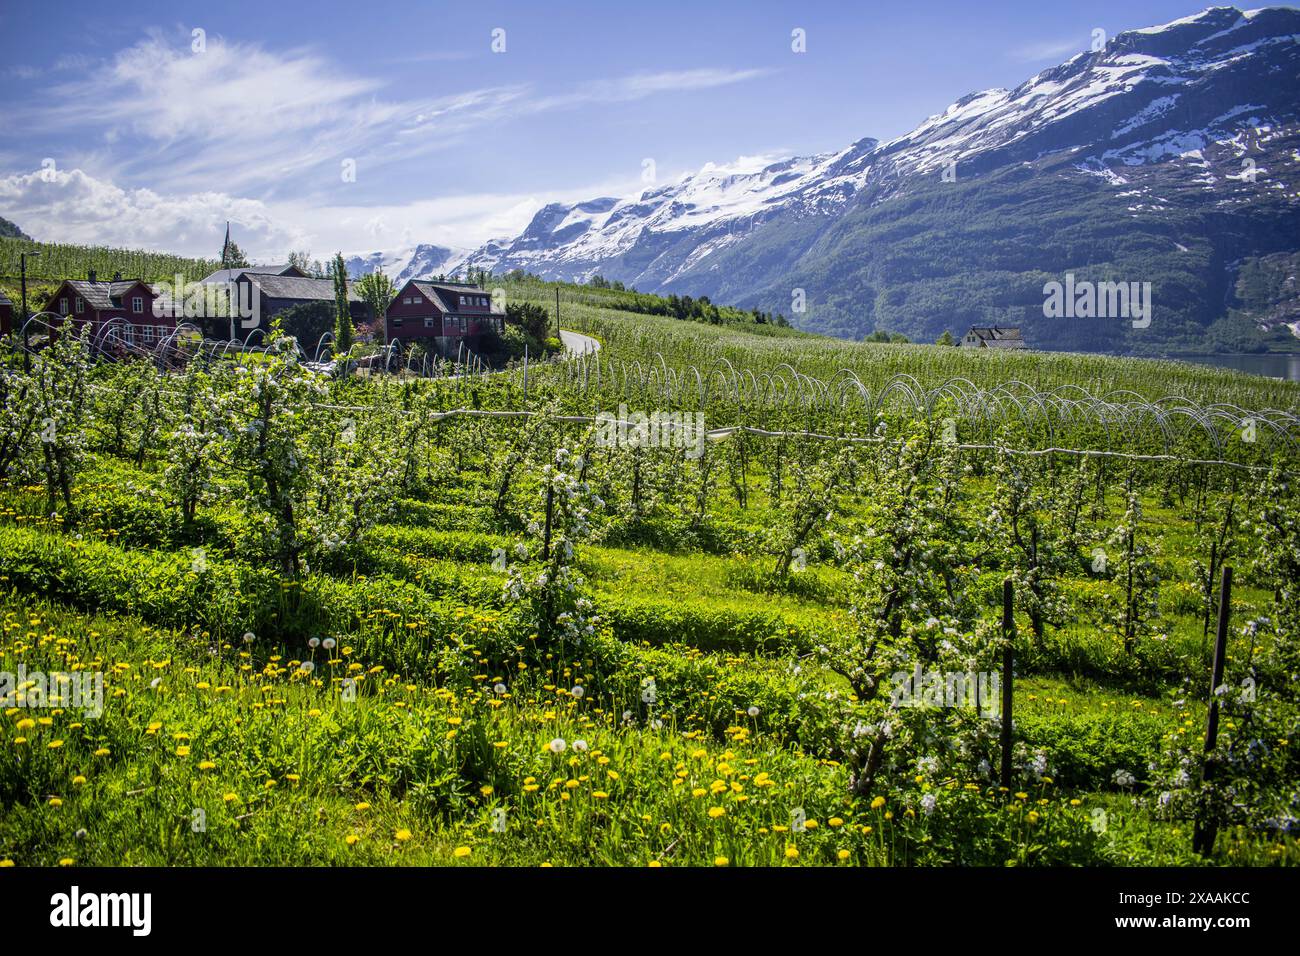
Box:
560;329;600;356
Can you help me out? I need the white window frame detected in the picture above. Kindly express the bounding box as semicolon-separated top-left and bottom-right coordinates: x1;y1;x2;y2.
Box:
75;296;84;313
60;298;69;314
132;296;144;314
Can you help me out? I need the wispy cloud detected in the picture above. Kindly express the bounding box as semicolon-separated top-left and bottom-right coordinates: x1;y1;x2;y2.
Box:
532;67;772;110
12;33;770;198
1008;37;1086;63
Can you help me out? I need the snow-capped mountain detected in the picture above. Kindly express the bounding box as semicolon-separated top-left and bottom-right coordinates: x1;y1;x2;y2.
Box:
344;243;465;285
451;6;1300;352
456;146;881;285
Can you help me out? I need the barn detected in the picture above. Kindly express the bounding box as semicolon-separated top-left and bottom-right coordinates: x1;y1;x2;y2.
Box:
961;326;1027;349
235;272;368;330
384;280;505;353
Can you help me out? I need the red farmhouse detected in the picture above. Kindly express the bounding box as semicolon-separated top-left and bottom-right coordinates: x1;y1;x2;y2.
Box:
0;290;12;336
42;271;176;346
384;280;504;351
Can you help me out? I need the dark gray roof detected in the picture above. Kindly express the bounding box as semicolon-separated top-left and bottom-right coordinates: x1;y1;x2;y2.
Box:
244;273;362;303
410;281;503;315
62;279;149;311
964;326;1026;348
966;325;1022;339
200;265;300;285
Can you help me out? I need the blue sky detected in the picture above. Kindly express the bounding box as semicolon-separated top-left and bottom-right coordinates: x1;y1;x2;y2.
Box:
0;0;1234;260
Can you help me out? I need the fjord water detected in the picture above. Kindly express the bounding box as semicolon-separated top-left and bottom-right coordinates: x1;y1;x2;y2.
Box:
1175;354;1300;382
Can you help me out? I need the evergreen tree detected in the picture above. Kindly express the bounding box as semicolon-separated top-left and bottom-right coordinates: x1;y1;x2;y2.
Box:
332;252;354;352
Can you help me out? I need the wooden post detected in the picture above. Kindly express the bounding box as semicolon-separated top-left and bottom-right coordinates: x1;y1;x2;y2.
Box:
523;344;529;396
1202;540;1218;654
1193;565;1233;856
555;287;561;340
1000;578;1015;792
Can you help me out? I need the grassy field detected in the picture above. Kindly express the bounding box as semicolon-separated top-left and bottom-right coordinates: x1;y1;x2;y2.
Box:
0;295;1297;867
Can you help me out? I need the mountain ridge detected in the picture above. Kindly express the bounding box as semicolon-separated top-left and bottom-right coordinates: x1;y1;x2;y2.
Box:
371;6;1300;353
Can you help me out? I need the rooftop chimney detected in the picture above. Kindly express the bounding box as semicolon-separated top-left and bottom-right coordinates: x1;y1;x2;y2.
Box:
113;271;122;281
87;269;97;283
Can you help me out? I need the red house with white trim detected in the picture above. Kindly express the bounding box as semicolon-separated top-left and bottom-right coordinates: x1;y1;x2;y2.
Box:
384;280;504;350
42;271;177;346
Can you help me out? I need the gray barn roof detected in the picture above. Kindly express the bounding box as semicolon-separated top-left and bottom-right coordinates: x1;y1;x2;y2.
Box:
244;273;363;303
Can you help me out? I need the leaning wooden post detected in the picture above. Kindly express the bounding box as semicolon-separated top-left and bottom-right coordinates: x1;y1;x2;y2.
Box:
1000;578;1015;792
1193;565;1233;857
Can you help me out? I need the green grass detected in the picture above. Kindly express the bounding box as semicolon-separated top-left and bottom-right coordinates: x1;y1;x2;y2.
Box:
1;287;1297;868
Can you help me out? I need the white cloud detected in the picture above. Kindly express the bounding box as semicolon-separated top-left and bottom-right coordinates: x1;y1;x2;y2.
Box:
694;152;790;178
0;164;646;263
0;166;299;257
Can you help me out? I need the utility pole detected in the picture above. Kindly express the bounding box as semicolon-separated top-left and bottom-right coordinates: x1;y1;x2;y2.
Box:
20;250;39;370
555;286;560;340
